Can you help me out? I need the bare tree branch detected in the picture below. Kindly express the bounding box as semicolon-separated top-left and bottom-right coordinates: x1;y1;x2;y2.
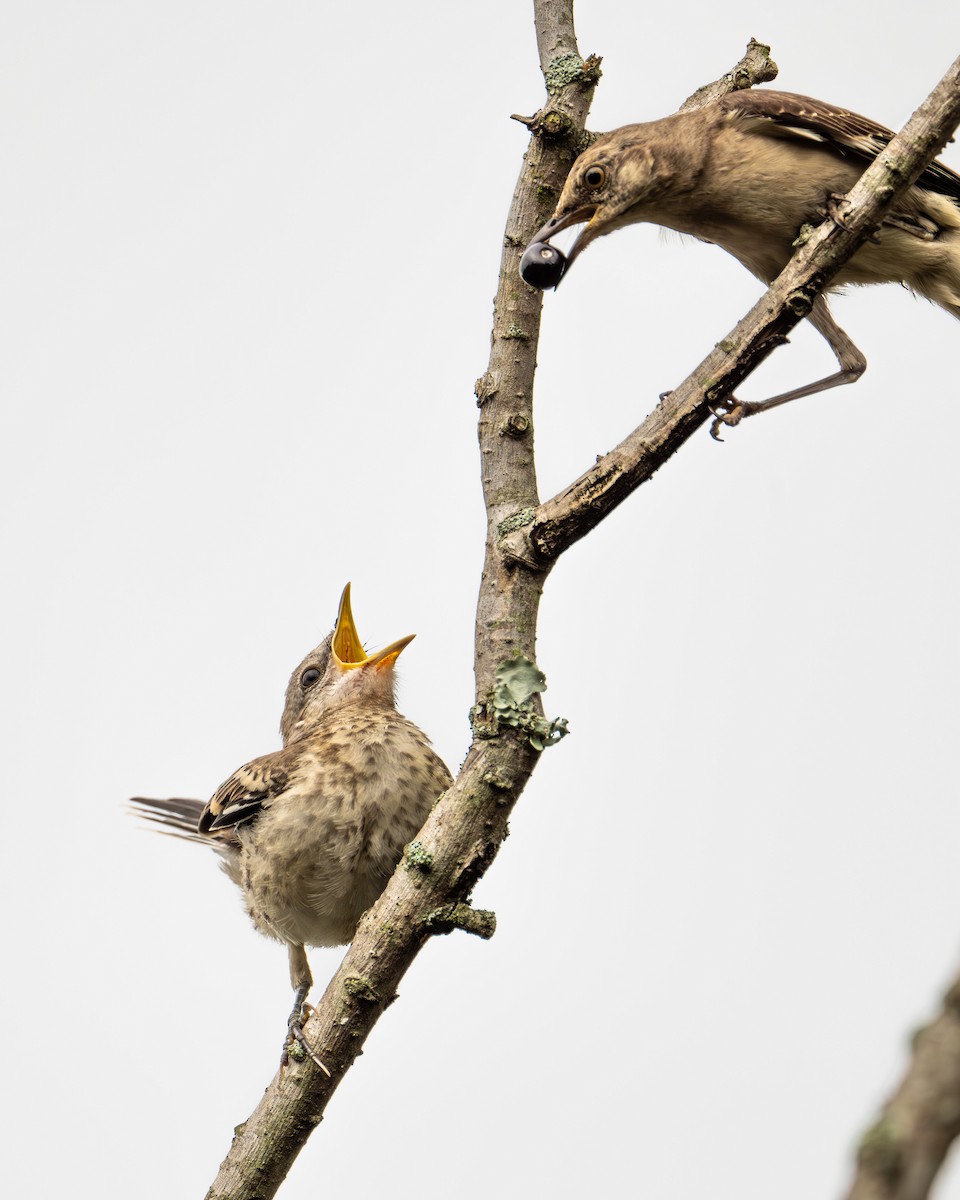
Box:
203;23;784;1200
500;55;960;568
203;2;597;1194
678;36;779;111
199;10;960;1195
843;971;960;1200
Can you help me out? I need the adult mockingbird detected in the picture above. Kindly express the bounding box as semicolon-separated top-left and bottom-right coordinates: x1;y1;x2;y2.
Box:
522;90;960;428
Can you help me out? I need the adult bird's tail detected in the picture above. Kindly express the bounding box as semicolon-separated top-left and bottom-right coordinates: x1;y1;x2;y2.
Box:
906;192;960;320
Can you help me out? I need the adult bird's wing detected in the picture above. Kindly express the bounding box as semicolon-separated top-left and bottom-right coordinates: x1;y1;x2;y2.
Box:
719;89;960;203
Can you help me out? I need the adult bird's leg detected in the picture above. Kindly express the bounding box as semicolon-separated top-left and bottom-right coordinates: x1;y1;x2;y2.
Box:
710;295;867;438
283;944;330;1075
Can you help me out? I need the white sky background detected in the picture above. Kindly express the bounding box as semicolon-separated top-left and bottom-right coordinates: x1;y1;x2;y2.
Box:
4;2;960;1196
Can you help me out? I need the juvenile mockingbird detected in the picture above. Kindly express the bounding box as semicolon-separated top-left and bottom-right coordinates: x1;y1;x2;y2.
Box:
133;584;451;1068
522;89;960;427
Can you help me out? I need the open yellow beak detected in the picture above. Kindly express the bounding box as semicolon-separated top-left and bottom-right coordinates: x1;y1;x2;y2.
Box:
331;583;415;671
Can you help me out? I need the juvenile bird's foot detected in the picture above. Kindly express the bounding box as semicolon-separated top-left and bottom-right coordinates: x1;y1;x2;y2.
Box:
282;989;330;1076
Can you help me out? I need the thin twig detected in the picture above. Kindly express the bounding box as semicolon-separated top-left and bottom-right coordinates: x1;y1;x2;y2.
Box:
678;36;778;111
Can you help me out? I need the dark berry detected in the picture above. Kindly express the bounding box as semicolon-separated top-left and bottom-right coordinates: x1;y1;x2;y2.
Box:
519;242;566;289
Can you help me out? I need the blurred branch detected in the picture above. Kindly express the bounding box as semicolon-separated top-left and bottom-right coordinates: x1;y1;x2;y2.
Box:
499;54;960;566
843;971;960;1200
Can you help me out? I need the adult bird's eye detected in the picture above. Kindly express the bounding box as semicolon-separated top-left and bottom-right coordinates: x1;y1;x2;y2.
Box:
584;165;606;188
300;668;321;688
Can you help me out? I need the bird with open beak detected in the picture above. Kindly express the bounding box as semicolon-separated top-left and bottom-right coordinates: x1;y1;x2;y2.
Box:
132;584;451;1069
521;89;960;427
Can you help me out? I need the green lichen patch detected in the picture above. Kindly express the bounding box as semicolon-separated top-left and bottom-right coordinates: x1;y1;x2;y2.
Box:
496;655;547;706
493;655;570;751
503;322;530;341
793;222;816;247
858;1119;902;1178
343;975;381;1003
497;507;535;538
545;53;583;94
543;52;602;96
424;903;497;940
404;840;434;871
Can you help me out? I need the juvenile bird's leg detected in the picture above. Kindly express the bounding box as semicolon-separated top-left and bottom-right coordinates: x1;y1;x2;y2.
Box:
283;944;330;1075
710;296;867;438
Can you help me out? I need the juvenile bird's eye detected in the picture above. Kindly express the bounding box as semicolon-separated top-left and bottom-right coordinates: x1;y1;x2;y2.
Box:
584;165;606;188
300;668;321;688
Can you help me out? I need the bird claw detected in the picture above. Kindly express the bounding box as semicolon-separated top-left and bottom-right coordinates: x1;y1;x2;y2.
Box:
708;397;749;441
282;998;331;1076
825;192;852;228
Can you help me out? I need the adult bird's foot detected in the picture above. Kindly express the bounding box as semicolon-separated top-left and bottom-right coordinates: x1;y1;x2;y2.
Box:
283;999;331;1076
709;397;752;440
814;193;853;229
825;192;853;228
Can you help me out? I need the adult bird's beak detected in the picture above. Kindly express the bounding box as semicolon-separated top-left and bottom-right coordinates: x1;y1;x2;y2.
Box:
527;204;599;273
331;583;415;672
520;204;601;288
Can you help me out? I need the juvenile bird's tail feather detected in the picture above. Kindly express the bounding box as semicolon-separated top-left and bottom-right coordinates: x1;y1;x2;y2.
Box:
130;795;207;843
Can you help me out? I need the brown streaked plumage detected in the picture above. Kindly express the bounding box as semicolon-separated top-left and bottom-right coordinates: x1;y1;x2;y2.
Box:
526;89;960;429
132;584;451;1068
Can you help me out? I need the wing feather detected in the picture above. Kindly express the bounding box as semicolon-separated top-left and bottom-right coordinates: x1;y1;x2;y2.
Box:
199;756;291;833
720;90;960;204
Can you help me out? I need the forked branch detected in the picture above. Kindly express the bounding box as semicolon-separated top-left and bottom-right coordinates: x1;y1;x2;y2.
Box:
202;10;960;1198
